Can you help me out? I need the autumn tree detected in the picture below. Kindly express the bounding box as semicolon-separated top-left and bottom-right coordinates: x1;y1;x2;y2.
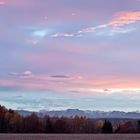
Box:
0;105;7;132
54;118;68;133
102;120;113;133
23;113;40;133
44;116;53;133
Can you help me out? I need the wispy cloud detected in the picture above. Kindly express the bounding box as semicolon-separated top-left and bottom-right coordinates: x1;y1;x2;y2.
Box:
110;11;140;27
51;32;79;38
72;13;77;16
8;70;33;78
111;27;136;34
33;30;48;38
0;1;5;5
52;11;140;38
79;11;140;34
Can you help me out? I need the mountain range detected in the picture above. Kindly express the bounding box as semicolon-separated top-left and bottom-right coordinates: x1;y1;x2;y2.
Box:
16;109;140;119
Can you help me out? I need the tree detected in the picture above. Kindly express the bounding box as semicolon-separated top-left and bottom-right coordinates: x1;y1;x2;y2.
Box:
137;120;140;133
102;120;113;133
54;118;67;133
0;105;7;132
23;113;40;133
9;112;23;133
44;116;53;133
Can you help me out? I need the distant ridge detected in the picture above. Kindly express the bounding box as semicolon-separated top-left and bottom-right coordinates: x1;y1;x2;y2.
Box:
16;109;140;119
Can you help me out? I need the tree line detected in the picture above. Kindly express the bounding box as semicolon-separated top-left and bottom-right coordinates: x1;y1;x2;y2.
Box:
0;105;140;133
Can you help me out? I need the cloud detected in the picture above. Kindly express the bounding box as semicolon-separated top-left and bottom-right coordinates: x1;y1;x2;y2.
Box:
78;24;109;33
69;87;140;97
33;30;47;38
52;32;83;38
52;32;76;38
111;27;136;34
50;75;71;79
0;1;5;5
8;70;33;78
1;74;140;96
24;27;50;45
104;89;111;92
110;11;140;27
8;72;18;76
79;11;140;34
72;13;77;16
20;71;33;77
53;11;140;37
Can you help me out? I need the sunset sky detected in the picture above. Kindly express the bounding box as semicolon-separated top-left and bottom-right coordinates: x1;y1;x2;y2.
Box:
0;0;140;111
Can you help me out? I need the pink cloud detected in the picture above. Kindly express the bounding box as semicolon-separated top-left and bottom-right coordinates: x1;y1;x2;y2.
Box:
0;1;5;5
78;24;109;33
77;11;140;34
52;11;140;37
110;11;140;27
1;75;140;95
0;80;17;87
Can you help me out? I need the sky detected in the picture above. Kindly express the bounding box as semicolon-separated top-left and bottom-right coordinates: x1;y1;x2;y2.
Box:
0;0;140;111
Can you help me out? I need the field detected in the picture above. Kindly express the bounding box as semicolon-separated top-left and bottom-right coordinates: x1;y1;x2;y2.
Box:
0;134;140;140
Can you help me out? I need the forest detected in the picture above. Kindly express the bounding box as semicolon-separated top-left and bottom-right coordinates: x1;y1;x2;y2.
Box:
0;105;140;133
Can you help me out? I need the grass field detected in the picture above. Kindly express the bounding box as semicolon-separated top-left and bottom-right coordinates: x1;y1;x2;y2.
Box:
0;134;140;140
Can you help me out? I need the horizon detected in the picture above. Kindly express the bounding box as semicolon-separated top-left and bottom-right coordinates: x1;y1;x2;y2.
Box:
15;108;140;113
0;0;140;112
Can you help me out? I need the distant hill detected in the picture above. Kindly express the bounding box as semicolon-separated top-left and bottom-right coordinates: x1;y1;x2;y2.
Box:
16;109;140;119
